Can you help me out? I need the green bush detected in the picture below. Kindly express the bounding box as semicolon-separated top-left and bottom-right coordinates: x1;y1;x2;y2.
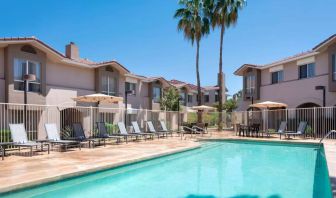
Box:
187;113;197;123
0;129;12;142
105;123;118;134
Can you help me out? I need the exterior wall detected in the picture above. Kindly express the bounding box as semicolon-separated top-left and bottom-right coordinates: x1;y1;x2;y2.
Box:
328;43;336;91
238;51;336;110
0;47;5;102
126;77;150;109
45;61;95;105
5;44;47;104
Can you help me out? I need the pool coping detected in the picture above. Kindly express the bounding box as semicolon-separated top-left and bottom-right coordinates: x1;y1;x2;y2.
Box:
0;144;201;194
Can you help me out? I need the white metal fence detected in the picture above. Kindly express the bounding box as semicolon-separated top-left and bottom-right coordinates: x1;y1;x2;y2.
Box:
0;103;182;142
231;106;336;139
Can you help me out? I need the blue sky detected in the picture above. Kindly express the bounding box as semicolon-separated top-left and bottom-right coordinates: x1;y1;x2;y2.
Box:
1;0;336;96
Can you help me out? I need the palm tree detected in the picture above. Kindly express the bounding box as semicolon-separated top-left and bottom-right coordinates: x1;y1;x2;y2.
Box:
207;0;245;130
174;0;210;122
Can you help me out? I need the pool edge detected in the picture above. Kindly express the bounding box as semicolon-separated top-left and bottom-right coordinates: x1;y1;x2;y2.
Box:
0;144;201;194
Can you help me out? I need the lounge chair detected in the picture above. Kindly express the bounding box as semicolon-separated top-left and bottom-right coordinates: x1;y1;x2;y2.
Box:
96;122;122;144
117;122;142;143
0;142;11;160
9;124;50;157
131;121;155;140
72;123;101;148
146;121;167;138
44;123;82;151
265;121;287;137
159;121;173;137
281;121;307;139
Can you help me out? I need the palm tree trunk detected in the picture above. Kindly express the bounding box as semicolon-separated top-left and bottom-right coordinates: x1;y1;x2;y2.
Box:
196;39;202;123
218;22;225;131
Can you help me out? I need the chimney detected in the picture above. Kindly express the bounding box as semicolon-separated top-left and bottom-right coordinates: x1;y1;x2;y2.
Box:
65;42;79;59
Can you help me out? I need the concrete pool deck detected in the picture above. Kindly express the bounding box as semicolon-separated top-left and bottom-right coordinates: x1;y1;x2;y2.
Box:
1;131;336;196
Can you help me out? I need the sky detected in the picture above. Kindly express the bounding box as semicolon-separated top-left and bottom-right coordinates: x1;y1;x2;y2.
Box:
1;0;336;96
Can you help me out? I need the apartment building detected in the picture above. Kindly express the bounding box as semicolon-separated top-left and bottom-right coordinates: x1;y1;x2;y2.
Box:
0;37;222;110
169;79;227;110
234;34;336;111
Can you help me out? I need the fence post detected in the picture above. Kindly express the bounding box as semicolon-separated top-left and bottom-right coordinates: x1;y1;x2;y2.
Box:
90;106;93;136
313;107;316;139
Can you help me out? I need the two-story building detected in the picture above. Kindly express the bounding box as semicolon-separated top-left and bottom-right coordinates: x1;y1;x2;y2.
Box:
169;79;227;110
234;34;336;110
0;37;223;111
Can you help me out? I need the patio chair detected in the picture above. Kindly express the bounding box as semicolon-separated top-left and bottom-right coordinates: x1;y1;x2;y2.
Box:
131;121;155;140
146;121;167;138
117;122;142;143
72;123;101;148
96;122;122;144
281;121;307;139
159;121;173;137
44;123;82;151
264;121;287;138
9;124;50;157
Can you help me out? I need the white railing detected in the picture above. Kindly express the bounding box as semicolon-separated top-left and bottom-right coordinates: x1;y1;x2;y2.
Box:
231;106;336;139
0;103;182;142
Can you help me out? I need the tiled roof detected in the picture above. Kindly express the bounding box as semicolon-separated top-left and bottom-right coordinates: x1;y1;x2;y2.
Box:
169;79;204;91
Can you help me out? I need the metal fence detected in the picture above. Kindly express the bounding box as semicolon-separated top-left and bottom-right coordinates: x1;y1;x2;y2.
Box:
0;103;181;142
231;106;336;139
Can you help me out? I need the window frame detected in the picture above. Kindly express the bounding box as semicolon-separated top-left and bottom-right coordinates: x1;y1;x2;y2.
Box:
152;87;161;103
332;54;336;81
271;70;284;84
245;75;255;95
187;94;193;103
204;94;210;103
125;82;136;96
13;58;41;93
299;63;315;79
101;71;117;96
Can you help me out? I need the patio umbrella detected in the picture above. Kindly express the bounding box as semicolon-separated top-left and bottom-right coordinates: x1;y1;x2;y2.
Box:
249;101;287;109
191;105;216;111
249;101;287;134
73;93;123;104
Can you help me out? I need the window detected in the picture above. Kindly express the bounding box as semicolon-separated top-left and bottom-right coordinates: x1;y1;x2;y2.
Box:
332;54;336;81
299;63;315;79
102;71;117;96
215;91;219;102
188;94;193;103
179;92;186;104
125;82;136;95
204;94;209;103
152;87;161;103
245;75;255;94
14;59;41;92
271;70;284;84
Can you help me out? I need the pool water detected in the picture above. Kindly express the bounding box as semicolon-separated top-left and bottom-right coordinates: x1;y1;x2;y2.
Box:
1;140;332;198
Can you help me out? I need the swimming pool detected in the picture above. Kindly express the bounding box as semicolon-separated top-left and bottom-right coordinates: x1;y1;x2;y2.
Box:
1;140;331;198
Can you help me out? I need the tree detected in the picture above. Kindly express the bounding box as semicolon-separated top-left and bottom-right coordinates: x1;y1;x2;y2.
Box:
174;0;210;122
222;98;237;112
160;87;180;111
206;0;246;130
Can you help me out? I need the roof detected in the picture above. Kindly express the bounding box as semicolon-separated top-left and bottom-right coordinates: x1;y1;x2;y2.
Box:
169;79;204;91
313;34;336;51
0;37;129;72
234;34;336;76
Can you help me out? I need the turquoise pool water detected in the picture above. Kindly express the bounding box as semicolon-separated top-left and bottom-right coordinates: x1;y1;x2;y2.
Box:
1;140;331;198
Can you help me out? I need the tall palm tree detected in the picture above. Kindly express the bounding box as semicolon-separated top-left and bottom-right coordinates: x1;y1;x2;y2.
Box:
174;0;210;122
208;0;245;130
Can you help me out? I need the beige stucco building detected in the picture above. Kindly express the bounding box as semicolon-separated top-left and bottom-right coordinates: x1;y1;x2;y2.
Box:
0;37;223;111
234;34;336;111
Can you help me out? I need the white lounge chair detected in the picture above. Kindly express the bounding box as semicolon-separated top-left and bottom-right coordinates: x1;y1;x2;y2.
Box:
9;123;50;157
45;123;82;151
131;121;155;140
117;122;142;143
146;121;167;138
159;121;173;137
